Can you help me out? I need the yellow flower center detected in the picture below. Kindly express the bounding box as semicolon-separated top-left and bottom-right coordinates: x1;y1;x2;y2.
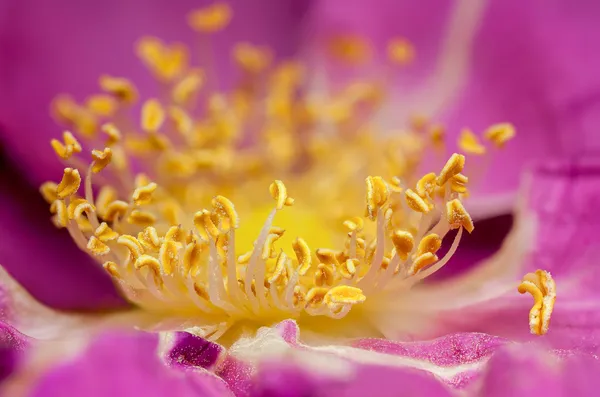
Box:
39;2;539;341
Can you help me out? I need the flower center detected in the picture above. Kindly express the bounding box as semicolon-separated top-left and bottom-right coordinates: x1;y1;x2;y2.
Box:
38;2;522;340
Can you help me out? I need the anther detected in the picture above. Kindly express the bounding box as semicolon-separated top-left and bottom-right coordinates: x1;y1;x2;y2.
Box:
387;37;415;65
141;99;166;133
292;237;312;276
458;129;486;155
484;123;515;147
99;75;138;103
95;222;119;242
188;2;232;33
87;236;110;256
323;286;366;308
416;173;437;198
408;252;438;276
365;176;390;220
269;180;293;210
391;230;415;260
404;189;431;213
437;153;465;186
343;217;364;232
91;148;112;173
518;270;555;335
212;195;239;229
56;168;81;199
132;183;158;206
446;199;474;233
416;233;442;257
51;131;82;160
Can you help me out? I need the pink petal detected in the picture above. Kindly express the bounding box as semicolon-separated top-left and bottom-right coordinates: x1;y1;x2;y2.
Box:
0;0;312;186
24;331;234;397
0;162;125;310
160;331;225;371
477;344;600;397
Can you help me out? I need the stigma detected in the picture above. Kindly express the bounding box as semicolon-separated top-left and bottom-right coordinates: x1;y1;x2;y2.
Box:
40;2;549;340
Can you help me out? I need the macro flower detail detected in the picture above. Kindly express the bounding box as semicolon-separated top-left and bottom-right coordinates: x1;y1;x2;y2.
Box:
0;1;582;395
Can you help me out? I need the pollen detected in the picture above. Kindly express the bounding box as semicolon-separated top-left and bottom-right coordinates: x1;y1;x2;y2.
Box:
42;9;517;341
518;270;556;335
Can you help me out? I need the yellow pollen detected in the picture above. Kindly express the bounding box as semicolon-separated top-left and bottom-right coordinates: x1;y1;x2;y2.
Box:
95;222;119;242
340;259;358;279
56;168;81;199
132;183;158;206
458;129;486;155
138;227;161;251
416;233;442;257
387;37;415;65
67;198;95;221
141;99;166;133
99;75;138;104
103;200;128;222
127;210;157;226
187;2;232;33
269;180;293;210
91;148;112;173
391;230;415;261
51;131;82;160
87;236;110;256
194;210;220;240
365;176;390;220
416;172;437;198
446;199;474;233
404;189;431;213
134;255;163;287
292;237;312;276
159;240;179;275
484;123;516;147
324;286;366;308
117;235;144;261
518;270;556;335
408;252;438;276
212;195;240;230
437;153;465;186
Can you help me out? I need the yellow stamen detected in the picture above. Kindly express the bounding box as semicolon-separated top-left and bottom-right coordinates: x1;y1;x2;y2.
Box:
101;123;122;146
484;123;515;147
56;168;81;199
91;148;112;173
518;270;556;335
324;286;366;308
387;38;415;65
437;153;465;186
132;183;158;206
269;180;293;210
233;43;272;74
95;222;119;242
328;35;371;64
404;189;431;213
87;236;110;256
458;129;486;155
292;237;312;276
446;199;474;233
365;176;389;220
391;230;414;260
408;252;438;275
343;216;364;232
188;2;232;33
86;95;118;117
50;131;82;160
416;173;437;198
141;99;166;133
416;233;442;257
49;200;68;228
99;75;138;103
40;182;59;204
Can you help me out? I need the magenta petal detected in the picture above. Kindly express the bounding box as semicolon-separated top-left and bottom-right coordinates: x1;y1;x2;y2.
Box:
28;331;233;397
0;0;312;186
442;0;600;198
161;331;224;371
0;323;29;383
478;344;600;397
353;332;507;368
0;162;125;310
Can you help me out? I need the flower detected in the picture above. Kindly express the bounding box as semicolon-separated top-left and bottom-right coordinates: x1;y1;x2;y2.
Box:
1;1;599;396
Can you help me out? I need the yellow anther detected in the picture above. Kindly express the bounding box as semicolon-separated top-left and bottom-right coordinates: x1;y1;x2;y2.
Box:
316;249;342;266
327;35;371;64
165;225;185;244
137;37;189;82
50;200;68;228
194;210;220;239
404;189;431;213
388;176;403;193
269;180;292;210
51;131;82;160
132;182;158;206
91;148;112;173
518;270;556;336
95;222;119;242
103;200;128;222
306;287;329;307
141;99;166;133
314;263;335;287
450;174;469;194
391;230;415;261
267;251;288;284
437;153;465;186
365;176;390;220
237;250;253;265
102;261;120;279
183;240;204;276
233;43;272;73
172;69;204;105
417;233;442;257
67;198;95;220
293;285;306;306
446;199;474;233
408;252;438;275
40;182;59;204
134;255;163;286
159;240;179;275
168;106;193;136
340;259;358;279
416;172;437;198
188;2;232;33
101;123;122;146
56;168;81;199
387;37;415;65
458;129;486;155
127;210;157;227
324;286;366;307
117;235;144;260
410;114;429;132
99;75;138;103
429;124;445;149
484;123;515;147
135;174;152;188
194;283;210;301
343;217;364;232
86;94;118;117
138;227;162;251
87;236;110;256
262;233;282;260
212;195;239;229
291;237;312;276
